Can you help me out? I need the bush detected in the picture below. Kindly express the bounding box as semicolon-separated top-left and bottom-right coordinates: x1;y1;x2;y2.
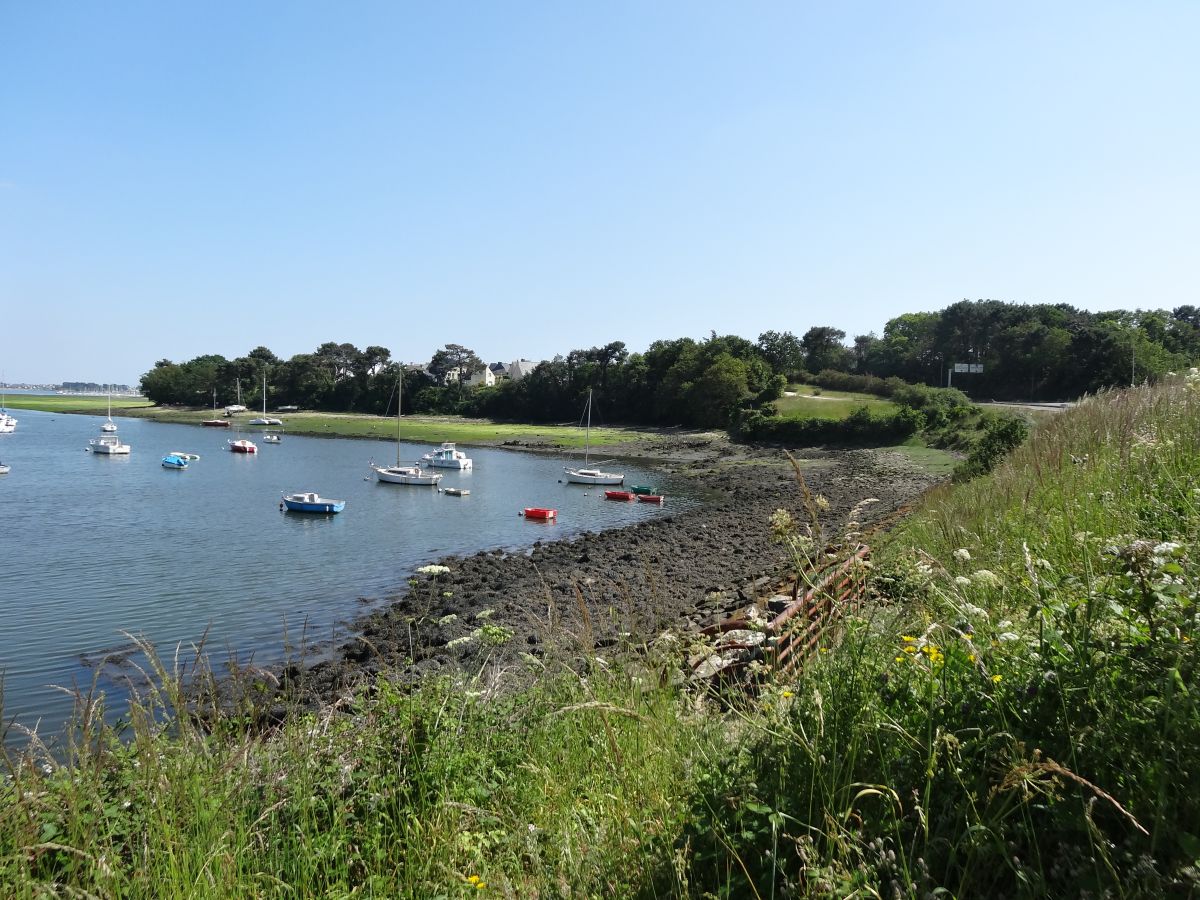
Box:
953;412;1029;480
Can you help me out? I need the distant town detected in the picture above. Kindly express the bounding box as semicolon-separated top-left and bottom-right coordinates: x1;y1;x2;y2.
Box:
1;382;139;394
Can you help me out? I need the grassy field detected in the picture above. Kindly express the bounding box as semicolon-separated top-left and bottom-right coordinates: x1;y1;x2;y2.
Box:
774;385;899;419
1;395;152;413
6;397;652;449
3;380;1194;895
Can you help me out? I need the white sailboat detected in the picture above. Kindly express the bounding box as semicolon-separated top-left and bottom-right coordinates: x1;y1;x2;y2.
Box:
248;372;283;426
564;389;623;485
0;378;16;433
225;379;247;416
372;372;443;485
100;388;118;432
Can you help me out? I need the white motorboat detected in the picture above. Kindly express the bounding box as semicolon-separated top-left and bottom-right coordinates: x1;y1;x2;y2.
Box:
564;390;623;485
262;432;282;444
424;442;473;470
88;436;131;455
228;438;258;454
372;373;443;485
0;462;9;475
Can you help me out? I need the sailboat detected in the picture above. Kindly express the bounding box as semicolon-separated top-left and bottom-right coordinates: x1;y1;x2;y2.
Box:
0;378;16;434
224;379;247;416
249;372;284;426
100;387;118;432
564;389;624;485
202;387;230;427
371;372;442;485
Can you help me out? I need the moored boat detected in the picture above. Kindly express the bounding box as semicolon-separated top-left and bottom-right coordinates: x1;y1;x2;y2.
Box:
443;487;469;496
630;485;656;495
161;454;189;469
88;436;131;455
262;432;282;444
0;462;9;475
282;492;346;514
604;490;635;501
636;493;665;504
374;464;441;485
168;451;201;460
424;442;473;470
521;507;557;520
564;390;623;485
228;439;257;454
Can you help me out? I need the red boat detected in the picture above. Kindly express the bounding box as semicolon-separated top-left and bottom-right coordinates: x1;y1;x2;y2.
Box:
604;490;635;501
522;507;557;520
228;439;258;454
636;494;664;504
202;419;231;428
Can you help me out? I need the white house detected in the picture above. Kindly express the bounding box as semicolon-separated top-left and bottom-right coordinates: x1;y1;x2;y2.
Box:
465;366;495;388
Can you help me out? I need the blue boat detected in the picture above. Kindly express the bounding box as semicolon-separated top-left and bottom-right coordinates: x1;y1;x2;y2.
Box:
161;454;189;469
282;492;346;514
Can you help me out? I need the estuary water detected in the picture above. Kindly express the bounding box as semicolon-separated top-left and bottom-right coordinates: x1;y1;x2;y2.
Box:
0;408;693;742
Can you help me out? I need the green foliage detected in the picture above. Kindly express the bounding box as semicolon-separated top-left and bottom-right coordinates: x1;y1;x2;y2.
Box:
953;411;1029;480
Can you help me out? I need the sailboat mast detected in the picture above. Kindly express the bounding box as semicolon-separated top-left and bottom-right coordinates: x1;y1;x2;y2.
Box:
395;372;402;466
584;389;592;467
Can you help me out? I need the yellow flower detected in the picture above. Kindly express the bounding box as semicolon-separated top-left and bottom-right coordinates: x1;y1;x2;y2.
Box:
903;645;917;654
894;655;904;663
901;635;916;643
782;690;794;698
819;647;829;654
467;876;480;885
992;674;1002;683
476;884;487;891
967;654;976;663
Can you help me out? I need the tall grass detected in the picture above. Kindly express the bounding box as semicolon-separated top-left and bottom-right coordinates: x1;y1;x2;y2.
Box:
677;377;1200;896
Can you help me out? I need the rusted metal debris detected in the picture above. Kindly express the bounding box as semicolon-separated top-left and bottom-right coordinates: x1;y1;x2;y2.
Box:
689;544;870;683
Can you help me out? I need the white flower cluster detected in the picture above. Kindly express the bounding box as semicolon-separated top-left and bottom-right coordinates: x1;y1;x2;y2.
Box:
416;564;450;576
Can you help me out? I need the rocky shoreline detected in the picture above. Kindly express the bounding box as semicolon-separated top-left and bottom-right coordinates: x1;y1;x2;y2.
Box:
271;434;945;710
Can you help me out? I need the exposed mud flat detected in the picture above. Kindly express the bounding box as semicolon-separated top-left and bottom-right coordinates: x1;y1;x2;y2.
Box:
279;436;945;708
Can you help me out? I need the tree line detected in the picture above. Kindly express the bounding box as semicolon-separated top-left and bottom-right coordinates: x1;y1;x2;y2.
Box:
139;299;1200;428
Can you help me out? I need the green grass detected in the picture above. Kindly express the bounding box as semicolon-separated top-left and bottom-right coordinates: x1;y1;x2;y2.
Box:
884;440;960;476
8;397;653;449
774;385;898;419
1;395;152;413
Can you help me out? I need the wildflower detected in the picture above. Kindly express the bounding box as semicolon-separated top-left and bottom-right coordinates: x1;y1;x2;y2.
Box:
967;653;976;663
954;575;972;587
467;875;481;885
814;494;830;511
991;674;1003;683
901;635;916;642
782;690;794;698
971;569;1001;587
953;548;972;563
416;564;450;576
902;645;918;654
894;656;904;663
769;508;796;538
819;647;829;654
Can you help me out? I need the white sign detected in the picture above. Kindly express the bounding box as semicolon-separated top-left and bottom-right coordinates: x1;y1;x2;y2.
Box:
953;363;985;373
953;363;970;373
970;364;984;374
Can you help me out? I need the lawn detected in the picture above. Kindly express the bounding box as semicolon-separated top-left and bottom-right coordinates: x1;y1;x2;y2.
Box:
7;397;653;449
773;385;898;419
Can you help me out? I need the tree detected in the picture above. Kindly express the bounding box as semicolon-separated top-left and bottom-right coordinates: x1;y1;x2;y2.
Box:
801;326;849;374
429;344;484;398
690;353;750;427
757;330;805;379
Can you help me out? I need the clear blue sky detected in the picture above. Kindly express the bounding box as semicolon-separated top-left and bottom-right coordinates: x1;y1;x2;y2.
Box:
2;1;1197;385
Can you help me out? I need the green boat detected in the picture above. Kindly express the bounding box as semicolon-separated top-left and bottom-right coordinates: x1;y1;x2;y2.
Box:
630;485;655;495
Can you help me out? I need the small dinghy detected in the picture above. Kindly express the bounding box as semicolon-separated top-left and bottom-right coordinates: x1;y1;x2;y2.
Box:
443;487;470;496
521;507;557;520
604;490;635;501
161;454;189;469
282;492;346;514
636;494;665;504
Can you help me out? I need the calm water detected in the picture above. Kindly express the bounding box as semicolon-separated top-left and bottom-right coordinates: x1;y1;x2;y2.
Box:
0;409;693;741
